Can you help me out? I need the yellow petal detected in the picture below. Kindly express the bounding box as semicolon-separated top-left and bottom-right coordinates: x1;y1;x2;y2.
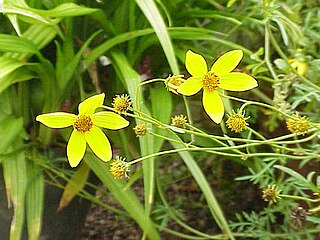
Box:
92;112;129;130
185;50;208;76
211;50;243;75
202;90;224;124
67;130;86;167
177;77;203;96
78;93;105;115
36;112;76;128
85;126;112;162
219;72;258;91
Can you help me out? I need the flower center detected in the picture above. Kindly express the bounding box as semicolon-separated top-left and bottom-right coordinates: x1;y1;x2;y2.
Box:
74;115;93;133
203;71;220;92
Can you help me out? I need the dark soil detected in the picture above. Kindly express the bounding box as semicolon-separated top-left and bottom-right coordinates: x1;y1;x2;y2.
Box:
79;158;264;239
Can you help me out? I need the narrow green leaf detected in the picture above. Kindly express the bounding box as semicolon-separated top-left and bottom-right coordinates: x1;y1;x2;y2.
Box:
227;0;238;8
56;31;101;92
2;142;27;240
171;142;235;240
6;14;22;36
26;160;44;240
85;155;160;240
0;116;24;154
274;165;307;182
135;0;179;74
110;50;156;216
274;165;317;192
58;163;90;211
273;18;289;46
150;86;172;150
85;27;253;68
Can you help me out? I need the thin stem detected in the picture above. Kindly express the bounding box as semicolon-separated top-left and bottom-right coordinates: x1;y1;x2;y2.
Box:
280;194;320;203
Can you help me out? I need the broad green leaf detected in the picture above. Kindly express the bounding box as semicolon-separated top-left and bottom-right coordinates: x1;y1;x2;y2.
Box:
0;56;26;79
2;2;96;26
0;34;39;54
29;3;97;17
0;63;36;93
1;9;50;25
4;23;58;60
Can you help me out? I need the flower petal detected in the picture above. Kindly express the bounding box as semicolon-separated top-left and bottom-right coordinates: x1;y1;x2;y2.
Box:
185;50;208;76
92;112;129;130
177;77;203;96
85;126;112;162
211;50;243;75
67;130;86;167
202;90;224;124
78;93;105;115
36;112;76;128
219;72;258;91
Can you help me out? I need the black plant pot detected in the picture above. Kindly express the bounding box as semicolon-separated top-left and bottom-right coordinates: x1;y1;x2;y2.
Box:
0;169;96;240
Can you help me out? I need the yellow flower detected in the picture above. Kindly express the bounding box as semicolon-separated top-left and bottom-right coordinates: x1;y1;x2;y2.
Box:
165;74;185;94
289;58;308;76
177;50;258;124
36;93;129;168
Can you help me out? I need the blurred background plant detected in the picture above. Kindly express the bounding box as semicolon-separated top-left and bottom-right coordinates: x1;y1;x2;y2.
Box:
0;0;319;239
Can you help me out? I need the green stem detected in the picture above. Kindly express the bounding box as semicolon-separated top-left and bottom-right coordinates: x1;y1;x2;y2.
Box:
129;147;315;166
280;194;320;203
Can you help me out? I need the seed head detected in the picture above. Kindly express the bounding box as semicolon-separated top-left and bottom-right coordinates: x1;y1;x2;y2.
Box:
262;185;281;205
226;110;249;133
171;115;188;128
286;113;310;134
133;123;148;137
109;156;130;179
290;206;307;228
112;94;131;114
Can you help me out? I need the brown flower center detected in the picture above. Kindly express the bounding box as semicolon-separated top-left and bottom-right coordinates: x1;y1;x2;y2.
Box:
74;115;93;133
203;71;220;92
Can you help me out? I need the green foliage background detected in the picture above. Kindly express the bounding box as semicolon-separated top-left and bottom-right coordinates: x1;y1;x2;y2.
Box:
0;0;319;239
